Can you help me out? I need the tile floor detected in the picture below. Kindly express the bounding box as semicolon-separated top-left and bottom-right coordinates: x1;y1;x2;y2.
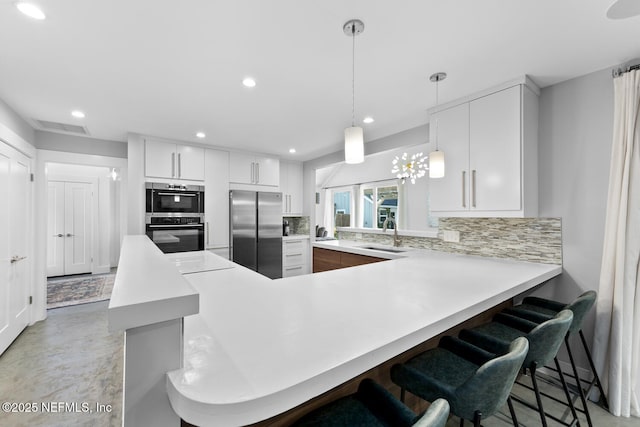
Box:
0;301;637;427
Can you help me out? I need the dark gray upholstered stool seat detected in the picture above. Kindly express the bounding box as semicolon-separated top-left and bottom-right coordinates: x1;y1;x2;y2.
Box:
460;310;576;427
504;290;607;427
391;336;528;427
292;378;450;427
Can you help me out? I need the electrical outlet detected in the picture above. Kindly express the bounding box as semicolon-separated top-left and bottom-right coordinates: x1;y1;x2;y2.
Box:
443;230;460;243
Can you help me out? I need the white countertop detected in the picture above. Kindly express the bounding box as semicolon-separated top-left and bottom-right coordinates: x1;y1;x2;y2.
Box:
166;242;562;426
166;250;235;274
107;235;199;332
283;234;310;241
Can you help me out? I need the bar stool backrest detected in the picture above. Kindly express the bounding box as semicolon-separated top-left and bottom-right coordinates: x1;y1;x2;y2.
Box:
454;336;529;420
565;291;597;334
413;398;450;427
527;309;573;367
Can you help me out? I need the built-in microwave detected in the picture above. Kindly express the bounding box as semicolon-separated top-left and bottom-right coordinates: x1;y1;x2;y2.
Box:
145;182;205;216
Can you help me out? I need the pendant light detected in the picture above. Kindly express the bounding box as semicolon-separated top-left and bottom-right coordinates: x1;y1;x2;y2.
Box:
343;19;365;164
429;72;446;178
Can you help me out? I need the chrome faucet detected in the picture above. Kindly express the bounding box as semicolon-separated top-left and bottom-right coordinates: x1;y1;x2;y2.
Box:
382;218;401;247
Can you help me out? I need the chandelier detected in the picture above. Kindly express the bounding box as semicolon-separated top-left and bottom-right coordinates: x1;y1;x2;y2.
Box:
391;152;428;184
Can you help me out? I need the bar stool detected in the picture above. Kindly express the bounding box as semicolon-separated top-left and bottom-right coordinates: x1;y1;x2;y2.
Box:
504;291;607;426
459;310;576;427
292;378;450;427
391;335;529;427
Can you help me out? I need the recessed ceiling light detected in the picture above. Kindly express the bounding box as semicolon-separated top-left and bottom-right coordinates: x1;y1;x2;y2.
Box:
196;132;206;138
16;2;46;20
242;77;256;88
71;110;85;119
363;117;374;124
289;148;296;154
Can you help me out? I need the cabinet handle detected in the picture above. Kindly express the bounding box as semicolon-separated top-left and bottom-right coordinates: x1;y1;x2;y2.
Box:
171;153;176;177
66;233;74;237
472;169;477;208
256;163;260;183
285;266;303;271
10;255;27;264
178;153;182;178
55;233;64;237
462;171;466;208
286;253;303;257
251;162;255;183
206;222;210;245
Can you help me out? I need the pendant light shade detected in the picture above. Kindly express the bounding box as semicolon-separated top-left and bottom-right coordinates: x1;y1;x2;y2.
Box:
344;126;364;164
428;150;445;178
343;19;365;164
429;72;447;178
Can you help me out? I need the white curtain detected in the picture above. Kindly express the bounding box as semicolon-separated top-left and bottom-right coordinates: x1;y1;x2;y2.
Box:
593;69;640;417
323;188;333;234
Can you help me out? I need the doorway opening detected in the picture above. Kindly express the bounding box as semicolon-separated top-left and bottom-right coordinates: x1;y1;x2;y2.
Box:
45;163;121;309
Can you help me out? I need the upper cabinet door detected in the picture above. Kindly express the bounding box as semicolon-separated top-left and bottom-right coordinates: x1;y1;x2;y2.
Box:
145;140;177;179
254;156;279;187
469;86;521;211
229;152;279;186
429;103;470;212
229;152;256;184
176;145;205;181
145;139;205;181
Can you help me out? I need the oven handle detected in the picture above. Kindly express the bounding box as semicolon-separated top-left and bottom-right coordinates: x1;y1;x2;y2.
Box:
156;192;197;197
147;224;204;228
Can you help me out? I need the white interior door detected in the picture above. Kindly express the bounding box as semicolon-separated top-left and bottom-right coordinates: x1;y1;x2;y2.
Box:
46;181;65;276
64;182;92;275
0;143;31;355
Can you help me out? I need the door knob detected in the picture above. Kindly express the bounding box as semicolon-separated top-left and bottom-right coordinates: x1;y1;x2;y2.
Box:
10;255;27;263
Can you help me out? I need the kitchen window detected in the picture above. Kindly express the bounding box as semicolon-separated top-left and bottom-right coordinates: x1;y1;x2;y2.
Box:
360;181;399;229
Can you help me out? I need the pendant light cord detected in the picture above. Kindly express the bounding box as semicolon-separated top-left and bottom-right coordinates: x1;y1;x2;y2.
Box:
435;77;439;151
351;25;356;127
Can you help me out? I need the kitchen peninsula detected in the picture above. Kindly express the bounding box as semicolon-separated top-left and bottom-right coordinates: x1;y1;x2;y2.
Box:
109;236;562;427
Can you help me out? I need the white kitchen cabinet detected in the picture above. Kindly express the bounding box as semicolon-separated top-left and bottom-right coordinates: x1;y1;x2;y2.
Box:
428;103;470;212
280;160;303;214
429;80;538;217
282;236;310;277
229;152;279;186
204;149;229;251
145;139;205;181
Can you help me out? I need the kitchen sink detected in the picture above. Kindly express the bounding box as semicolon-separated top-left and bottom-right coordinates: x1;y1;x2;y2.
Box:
360;245;406;253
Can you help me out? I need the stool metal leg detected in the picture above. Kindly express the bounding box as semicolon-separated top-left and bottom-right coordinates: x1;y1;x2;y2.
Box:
473;410;482;427
566;336;593;427
555;357;581;427
530;364;548;427
507;397;519;427
579;329;609;409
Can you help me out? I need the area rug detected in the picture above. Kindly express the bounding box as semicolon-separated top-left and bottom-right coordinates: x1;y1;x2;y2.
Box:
47;272;116;309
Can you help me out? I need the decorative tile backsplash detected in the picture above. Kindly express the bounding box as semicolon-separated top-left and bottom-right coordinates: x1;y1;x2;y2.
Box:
338;217;562;265
284;215;310;236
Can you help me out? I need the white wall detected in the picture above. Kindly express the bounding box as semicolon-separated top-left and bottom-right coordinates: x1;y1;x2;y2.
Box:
35;130;127;158
535;66;614;370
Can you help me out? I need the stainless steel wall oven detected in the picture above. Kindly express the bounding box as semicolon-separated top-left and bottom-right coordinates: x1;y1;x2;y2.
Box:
145;183;205;253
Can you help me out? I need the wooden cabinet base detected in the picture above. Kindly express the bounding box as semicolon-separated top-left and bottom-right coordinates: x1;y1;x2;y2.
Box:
313;247;386;273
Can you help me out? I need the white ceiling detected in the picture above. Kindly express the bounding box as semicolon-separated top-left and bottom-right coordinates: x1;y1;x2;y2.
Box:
1;1;639;161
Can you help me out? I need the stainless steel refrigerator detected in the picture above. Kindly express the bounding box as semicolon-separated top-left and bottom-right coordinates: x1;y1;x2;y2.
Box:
229;190;282;279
